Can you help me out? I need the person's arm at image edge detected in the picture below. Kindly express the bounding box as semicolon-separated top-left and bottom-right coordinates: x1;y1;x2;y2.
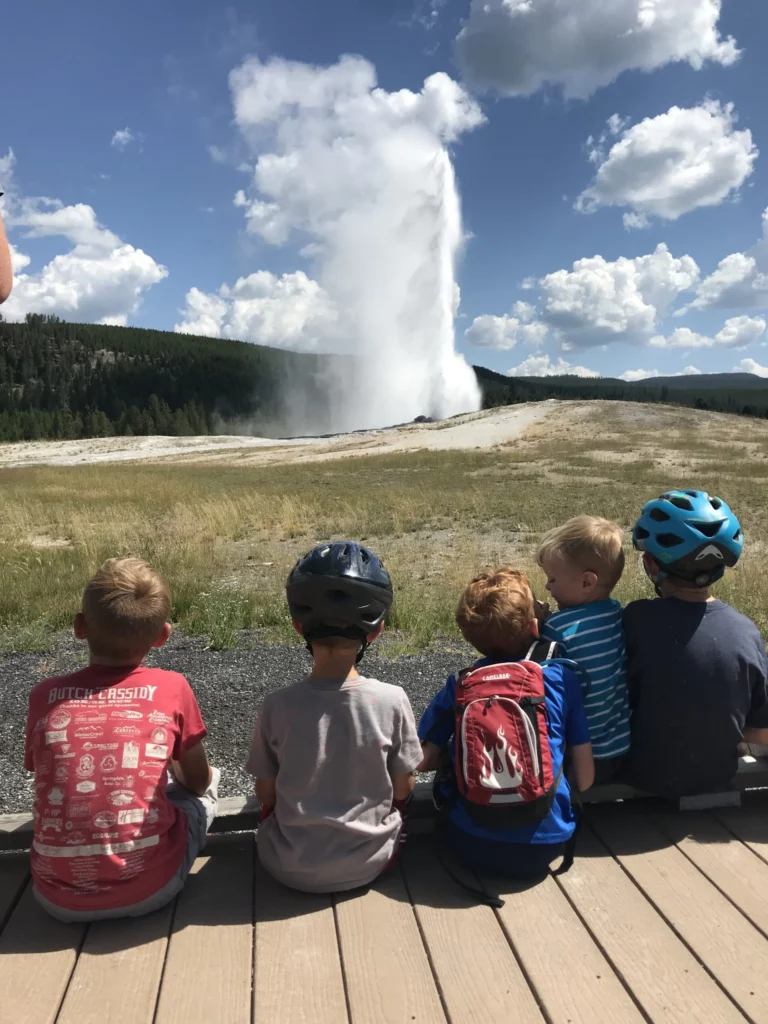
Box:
564;666;595;791
569;742;595;792
0;211;12;304
171;741;212;796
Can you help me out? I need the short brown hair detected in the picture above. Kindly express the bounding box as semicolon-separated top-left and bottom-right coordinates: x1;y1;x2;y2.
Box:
82;557;171;658
456;567;535;658
536;516;625;589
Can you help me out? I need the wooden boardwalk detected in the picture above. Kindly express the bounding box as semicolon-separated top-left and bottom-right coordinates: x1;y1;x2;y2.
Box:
1;794;767;1024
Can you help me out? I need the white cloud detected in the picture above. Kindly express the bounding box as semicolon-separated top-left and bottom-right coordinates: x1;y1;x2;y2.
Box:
174;270;337;350
456;0;739;99
1;150;166;324
465;313;548;350
538;243;699;347
577;101;756;223
714;314;766;347
623;212;650;231
734;358;768;378
507;354;599;378
619;368;661;382
649;315;766;349
111;127;141;151
618;365;701;381
511;300;536;322
692;207;768;309
221;54;485;428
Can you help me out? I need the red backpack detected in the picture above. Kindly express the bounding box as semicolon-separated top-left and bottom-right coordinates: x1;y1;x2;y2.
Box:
450;640;562;828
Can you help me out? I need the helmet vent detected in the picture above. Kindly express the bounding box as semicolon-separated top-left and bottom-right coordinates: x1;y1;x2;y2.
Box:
328;589;350;604
734;529;743;543
665;494;694;512
710;497;723;510
634;526;650;540
656;533;685;549
649;508;670;522
692;521;722;538
684;490;700;498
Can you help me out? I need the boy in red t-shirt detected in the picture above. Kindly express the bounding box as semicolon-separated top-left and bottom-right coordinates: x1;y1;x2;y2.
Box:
25;557;219;922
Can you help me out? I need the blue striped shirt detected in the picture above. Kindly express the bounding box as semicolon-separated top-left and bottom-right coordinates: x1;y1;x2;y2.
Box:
542;599;630;760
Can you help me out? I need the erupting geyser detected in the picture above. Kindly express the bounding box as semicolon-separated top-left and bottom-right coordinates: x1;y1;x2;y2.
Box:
228;55;485;432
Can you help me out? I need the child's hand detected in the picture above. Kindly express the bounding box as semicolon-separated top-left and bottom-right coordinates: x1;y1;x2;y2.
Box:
534;599;551;626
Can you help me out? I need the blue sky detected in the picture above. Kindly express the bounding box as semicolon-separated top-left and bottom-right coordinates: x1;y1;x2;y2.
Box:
3;0;768;383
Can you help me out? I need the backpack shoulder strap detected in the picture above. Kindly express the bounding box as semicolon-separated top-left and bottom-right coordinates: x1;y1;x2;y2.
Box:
524;639;560;663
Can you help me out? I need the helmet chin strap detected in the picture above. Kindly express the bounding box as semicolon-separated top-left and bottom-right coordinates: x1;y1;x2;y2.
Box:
647;562;724;597
303;625;370;664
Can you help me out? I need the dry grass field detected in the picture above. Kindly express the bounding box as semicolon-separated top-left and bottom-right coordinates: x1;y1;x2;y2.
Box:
2;400;767;653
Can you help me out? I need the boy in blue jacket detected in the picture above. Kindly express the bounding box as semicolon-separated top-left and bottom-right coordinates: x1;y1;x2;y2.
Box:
418;567;593;880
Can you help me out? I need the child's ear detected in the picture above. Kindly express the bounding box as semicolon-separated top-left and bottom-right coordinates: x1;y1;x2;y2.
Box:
582;570;598;591
528;617;540;639
366;621;386;642
73;612;87;640
642;552;659;580
292;618;305;638
151;622;172;649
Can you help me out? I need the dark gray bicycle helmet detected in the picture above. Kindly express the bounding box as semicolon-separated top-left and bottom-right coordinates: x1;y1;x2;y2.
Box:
287;542;393;661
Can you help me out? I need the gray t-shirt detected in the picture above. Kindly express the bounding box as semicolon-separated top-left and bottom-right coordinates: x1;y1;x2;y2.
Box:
245;675;422;893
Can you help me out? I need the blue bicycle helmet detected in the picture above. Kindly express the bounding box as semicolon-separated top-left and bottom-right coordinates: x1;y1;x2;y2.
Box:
632;489;743;588
287;541;393;661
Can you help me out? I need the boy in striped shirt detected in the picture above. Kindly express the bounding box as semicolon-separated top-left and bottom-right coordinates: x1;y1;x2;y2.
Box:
536;516;630;783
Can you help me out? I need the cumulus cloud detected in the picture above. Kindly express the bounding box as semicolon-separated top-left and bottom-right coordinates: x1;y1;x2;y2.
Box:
222;54;485;429
577;101;756;224
619;368;661;382
507;354;599;378
734;358;768;378
174;270;337;349
465;313;548;350
692;207;768;310
649;315;766;349
537;243;699;347
111;127;141;151
1;151;166;324
456;0;739;99
618;365;701;381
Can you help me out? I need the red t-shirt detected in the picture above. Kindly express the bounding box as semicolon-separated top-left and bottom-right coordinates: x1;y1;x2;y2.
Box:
24;664;207;912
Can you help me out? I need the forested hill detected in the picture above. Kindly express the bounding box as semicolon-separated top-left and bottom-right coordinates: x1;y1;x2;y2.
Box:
474;366;768;419
1;314;768;442
0;315;330;441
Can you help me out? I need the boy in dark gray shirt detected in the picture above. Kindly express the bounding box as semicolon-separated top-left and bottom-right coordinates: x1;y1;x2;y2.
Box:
246;542;421;893
626;489;768;798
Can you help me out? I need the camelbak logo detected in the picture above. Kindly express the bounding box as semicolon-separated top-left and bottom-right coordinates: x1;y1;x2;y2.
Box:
695;545;724;561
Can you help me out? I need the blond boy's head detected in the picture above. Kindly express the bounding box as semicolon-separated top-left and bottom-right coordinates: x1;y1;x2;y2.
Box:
456;567;537;659
536;516;624;610
78;557;171;662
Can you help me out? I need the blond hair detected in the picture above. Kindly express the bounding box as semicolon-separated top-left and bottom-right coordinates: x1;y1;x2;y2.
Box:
456;567;535;658
536;516;625;589
82;557;171;659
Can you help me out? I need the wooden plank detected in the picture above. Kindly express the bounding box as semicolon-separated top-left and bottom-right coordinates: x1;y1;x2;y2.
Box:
334;864;446;1024
56;903;174;1024
484;871;644;1024
0;884;86;1024
592;808;768;1022
717;805;768;866
556;827;745;1024
154;835;254;1024
402;842;543;1024
0;853;29;930
652;811;768;938
254;859;348;1024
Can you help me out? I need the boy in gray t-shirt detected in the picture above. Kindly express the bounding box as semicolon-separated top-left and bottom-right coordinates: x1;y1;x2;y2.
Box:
245;542;422;893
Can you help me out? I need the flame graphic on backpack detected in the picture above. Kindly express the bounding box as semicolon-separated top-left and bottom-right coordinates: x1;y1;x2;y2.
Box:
480;726;524;791
452;641;562;828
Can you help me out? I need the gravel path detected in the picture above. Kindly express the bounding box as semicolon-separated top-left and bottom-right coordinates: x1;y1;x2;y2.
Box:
0;632;473;815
